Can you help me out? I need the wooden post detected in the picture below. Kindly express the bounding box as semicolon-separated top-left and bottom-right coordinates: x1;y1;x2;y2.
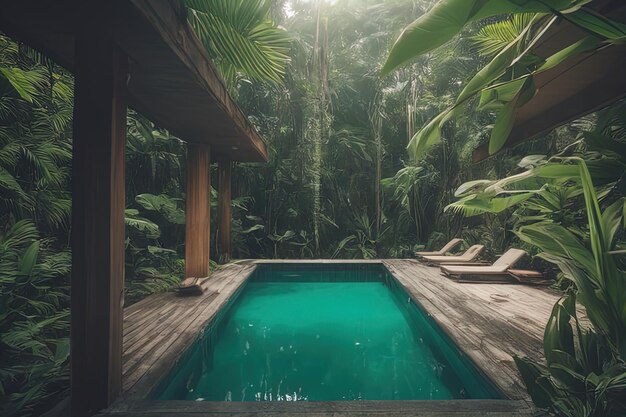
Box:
70;35;127;416
185;143;211;278
217;158;232;262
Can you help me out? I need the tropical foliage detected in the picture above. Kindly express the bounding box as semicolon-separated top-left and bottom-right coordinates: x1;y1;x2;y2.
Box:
185;0;291;89
0;34;73;417
0;221;70;417
382;0;626;158
382;1;626;415
514;160;626;417
2;0;626;415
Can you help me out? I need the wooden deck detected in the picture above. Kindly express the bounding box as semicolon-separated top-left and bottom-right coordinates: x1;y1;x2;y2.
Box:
382;260;566;400
103;259;572;416
118;262;257;400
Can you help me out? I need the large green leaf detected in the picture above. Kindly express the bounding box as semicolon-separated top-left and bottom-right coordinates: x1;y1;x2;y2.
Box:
135;194;185;225
537;35;602;72
513;356;554;409
538;252;612;336
185;0;290;86
381;0;578;75
406;13;538;159
478;77;528;110
0;67;47;103
125;209;161;239
516;222;597;280
488;94;518;155
543;295;584;391
18;241;40;277
445;192;533;216
406;111;448;159
579;160;626;355
535;159;625;185
407;30;527;159
395;1;622;161
455;30;531;106
578;160;608;280
602;198;625;250
534;163;582;179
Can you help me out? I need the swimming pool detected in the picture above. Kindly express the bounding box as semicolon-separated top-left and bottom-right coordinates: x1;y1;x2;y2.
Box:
152;264;502;402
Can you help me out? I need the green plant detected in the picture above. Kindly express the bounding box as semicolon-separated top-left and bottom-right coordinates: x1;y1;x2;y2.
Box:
0;36;73;235
124;194;187;305
0;221;70;417
332;212;382;259
513;160;626;417
184;0;291;89
515;294;626;417
382;164;439;242
444;117;626;223
382;0;626;159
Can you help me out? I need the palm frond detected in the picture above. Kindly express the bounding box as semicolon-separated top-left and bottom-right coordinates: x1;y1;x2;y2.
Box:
471;14;537;58
185;0;291;86
0;67;48;103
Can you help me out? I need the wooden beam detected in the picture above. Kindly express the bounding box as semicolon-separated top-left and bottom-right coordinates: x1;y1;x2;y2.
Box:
70;33;127;416
127;0;268;162
217;158;232;263
185;144;211;278
0;0;269;162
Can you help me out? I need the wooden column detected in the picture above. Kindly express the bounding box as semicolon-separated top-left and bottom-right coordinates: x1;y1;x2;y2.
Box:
216;158;232;262
185;143;211;278
70;35;127;416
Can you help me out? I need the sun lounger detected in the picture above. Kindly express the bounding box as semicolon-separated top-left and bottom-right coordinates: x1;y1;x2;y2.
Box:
420;244;485;265
415;238;463;257
440;248;527;282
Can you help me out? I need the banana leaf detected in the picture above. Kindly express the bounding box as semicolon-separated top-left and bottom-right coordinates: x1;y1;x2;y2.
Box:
381;0;578;75
513;355;554;409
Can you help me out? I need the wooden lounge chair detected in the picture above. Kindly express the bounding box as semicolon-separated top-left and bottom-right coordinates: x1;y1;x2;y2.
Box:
415;238;463;257
440;248;527;283
420;244;485;265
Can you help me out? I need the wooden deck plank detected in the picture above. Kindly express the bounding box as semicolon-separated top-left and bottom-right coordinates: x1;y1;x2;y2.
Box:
382;259;579;403
102;259;574;416
119;263;256;395
122;287;235;389
105;399;529;416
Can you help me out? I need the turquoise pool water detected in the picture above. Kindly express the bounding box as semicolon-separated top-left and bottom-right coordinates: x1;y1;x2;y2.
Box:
153;264;501;401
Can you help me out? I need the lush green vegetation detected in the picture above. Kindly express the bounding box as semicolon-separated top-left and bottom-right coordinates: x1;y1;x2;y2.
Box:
383;1;626;415
1;0;625;416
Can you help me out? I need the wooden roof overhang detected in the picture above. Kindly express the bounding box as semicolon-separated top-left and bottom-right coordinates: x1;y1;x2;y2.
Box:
472;1;626;162
0;0;268;162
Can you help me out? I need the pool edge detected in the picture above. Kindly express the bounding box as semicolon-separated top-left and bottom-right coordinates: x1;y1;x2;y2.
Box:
107;260;536;416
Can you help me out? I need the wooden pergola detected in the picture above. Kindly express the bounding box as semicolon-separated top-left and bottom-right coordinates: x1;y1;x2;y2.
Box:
0;1;267;415
472;0;626;162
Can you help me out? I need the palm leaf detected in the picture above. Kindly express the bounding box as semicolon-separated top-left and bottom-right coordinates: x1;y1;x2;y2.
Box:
381;0;579;76
125;209;161;239
445;192;534;216
471;13;536;58
0;67;47;103
185;0;291;86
